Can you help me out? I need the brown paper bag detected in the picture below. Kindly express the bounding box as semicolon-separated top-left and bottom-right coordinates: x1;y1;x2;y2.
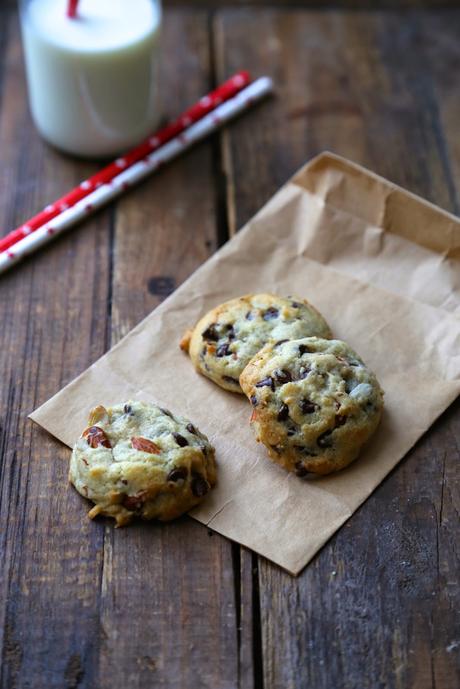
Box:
30;152;460;575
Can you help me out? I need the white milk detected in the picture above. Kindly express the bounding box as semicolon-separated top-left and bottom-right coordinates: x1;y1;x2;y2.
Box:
20;0;162;157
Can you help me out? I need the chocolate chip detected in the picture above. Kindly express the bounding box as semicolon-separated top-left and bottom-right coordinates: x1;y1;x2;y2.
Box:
274;339;288;348
250;395;258;406
295;462;310;478
121;479;128;485
345;379;356;394
186;423;197;435
294;445;317;457
287;425;297;436
160;407;173;418
263;307;279;320
291;301;302;308
335;415;347;427
299;344;311;355
173;432;188;447
277;403;289;421
167;467;188;482
191;475;209;497
216;343;230;357
299;398;316;414
298;367;311;379
317;430;333;448
123;404;133;415
245;311;255;320
202;324;219;341
274;368;292;385
225;324;235;340
255;376;274;391
222;375;239;385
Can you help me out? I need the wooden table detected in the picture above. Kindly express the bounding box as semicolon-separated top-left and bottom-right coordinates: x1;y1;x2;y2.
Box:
1;1;459;687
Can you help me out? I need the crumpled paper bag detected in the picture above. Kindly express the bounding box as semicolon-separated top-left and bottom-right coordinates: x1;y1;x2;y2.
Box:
30;152;460;575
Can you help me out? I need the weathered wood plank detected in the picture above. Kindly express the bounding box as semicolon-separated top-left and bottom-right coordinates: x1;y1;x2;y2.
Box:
420;10;460;211
410;12;460;686
0;14;112;689
216;7;457;233
215;8;460;689
94;10;243;689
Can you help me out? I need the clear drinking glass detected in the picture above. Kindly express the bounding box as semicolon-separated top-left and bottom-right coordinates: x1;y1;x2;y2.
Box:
19;0;162;158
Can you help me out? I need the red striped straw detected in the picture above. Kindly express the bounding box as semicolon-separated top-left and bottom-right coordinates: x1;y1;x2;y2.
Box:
0;76;273;275
0;71;250;254
67;0;79;18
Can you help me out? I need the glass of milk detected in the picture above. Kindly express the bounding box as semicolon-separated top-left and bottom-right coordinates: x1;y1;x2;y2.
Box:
19;0;162;158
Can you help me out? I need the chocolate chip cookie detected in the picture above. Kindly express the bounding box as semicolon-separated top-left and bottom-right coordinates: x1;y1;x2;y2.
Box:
69;401;216;526
181;294;332;393
240;337;383;475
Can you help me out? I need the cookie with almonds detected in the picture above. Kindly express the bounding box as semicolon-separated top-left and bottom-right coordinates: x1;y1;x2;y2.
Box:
180;294;332;393
69;400;216;525
240;337;383;476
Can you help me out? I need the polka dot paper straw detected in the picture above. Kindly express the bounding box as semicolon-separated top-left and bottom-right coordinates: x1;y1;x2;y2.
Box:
0;76;273;275
0;71;251;255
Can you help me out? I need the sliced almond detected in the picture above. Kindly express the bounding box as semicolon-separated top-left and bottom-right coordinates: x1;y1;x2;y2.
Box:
131;436;161;454
179;328;193;352
88;405;109;426
83;426;112;449
88;504;103;520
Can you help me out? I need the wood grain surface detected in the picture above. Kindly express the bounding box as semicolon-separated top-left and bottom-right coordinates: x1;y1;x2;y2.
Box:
0;2;459;689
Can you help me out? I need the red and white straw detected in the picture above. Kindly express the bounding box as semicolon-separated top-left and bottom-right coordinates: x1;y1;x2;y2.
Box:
0;71;251;255
0;76;272;275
